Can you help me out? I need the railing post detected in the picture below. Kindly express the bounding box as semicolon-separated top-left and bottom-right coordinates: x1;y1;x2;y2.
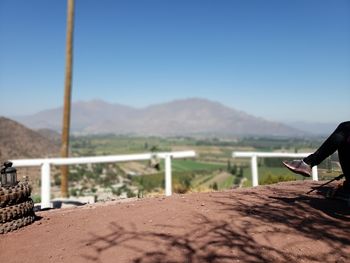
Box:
312;165;318;181
251;155;258;187
165;155;172;196
41;162;51;209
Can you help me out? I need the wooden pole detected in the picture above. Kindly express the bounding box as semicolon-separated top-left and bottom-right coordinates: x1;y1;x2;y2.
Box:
61;0;75;197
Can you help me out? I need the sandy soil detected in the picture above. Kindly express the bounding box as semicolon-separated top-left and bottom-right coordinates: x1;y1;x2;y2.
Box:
1;180;350;263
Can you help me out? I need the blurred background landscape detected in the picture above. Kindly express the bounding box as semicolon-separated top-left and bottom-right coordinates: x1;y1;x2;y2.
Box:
0;0;348;202
0;111;342;203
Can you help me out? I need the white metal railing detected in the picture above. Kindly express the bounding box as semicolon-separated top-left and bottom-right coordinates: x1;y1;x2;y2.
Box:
232;152;318;187
11;151;196;209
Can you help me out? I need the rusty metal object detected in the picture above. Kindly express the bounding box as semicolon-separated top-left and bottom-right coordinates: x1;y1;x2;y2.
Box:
0;176;35;234
0;214;35;234
0;199;34;223
0;182;32;208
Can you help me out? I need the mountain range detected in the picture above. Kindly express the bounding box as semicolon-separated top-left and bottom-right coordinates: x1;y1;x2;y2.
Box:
0;117;60;162
12;98;304;137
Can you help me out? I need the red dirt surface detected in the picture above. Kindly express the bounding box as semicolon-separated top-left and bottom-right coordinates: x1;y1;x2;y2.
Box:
1;180;350;263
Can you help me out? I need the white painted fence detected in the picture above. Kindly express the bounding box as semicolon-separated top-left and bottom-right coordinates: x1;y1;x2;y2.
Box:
11;151;196;209
232;152;318;187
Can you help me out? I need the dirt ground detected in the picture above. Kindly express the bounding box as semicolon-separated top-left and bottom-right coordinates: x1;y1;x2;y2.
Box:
1;180;350;263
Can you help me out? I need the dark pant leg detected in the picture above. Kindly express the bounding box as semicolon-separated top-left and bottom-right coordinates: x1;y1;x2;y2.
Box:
304;122;350;179
338;134;350;183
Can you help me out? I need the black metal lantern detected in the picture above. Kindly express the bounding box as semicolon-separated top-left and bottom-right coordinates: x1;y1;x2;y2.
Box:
0;161;18;187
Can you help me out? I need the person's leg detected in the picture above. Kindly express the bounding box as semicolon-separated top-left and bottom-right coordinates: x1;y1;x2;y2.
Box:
303;121;350;167
338;132;350;187
283;121;350;177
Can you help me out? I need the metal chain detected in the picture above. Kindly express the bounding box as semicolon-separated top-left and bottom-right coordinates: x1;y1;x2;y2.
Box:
0;182;32;207
0;214;35;234
0;182;36;234
0;199;34;223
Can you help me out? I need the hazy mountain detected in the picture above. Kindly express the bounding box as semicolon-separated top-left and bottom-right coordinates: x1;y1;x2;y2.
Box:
287;121;338;136
36;129;61;143
13;98;303;137
14;99;135;132
0;117;60;162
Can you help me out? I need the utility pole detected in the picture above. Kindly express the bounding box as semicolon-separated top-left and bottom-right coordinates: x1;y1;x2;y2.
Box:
61;0;75;197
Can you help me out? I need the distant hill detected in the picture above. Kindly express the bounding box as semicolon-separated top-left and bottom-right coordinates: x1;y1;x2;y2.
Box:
287;121;337;136
0;117;60;162
36;129;61;143
13;98;304;137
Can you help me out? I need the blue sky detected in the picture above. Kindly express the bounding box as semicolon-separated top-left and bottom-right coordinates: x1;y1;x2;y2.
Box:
0;0;349;123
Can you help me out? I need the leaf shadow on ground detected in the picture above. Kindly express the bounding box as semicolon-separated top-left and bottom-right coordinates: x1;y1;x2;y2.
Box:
81;185;350;263
81;217;301;263
214;185;350;262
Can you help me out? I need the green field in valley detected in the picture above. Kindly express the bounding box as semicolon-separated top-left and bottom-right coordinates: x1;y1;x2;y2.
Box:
64;135;334;198
166;159;226;172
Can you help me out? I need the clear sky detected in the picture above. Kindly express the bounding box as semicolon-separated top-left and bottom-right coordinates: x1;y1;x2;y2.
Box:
0;0;349;123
